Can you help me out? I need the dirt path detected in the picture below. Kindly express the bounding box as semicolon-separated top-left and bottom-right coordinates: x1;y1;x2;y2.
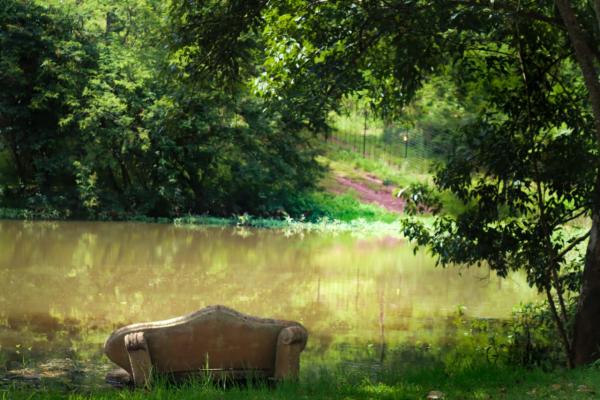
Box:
333;174;405;213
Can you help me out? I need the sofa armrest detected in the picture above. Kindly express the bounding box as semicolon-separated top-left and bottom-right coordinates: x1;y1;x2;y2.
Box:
125;332;152;388
274;325;308;380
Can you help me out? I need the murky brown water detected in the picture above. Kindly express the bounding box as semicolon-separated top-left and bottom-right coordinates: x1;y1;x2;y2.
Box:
0;220;537;387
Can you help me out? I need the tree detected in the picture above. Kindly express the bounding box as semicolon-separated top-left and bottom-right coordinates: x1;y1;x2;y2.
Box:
0;0;324;218
553;0;600;366
0;0;96;207
171;0;600;365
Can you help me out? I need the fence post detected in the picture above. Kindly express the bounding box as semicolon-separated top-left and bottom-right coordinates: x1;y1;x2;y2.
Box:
362;110;367;157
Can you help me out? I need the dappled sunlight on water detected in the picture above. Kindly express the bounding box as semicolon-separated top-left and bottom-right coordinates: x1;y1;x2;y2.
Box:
0;220;538;387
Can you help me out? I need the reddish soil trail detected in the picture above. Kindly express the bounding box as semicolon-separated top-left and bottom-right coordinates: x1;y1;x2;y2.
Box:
333;175;405;213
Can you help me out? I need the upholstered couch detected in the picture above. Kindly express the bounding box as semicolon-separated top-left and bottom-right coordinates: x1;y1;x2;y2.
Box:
104;305;308;387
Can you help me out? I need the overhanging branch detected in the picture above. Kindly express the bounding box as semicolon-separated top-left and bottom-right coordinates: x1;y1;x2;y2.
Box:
554;230;592;263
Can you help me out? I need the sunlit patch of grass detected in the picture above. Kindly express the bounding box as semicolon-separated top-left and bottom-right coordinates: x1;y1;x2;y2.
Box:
321;149;431;189
307;191;400;222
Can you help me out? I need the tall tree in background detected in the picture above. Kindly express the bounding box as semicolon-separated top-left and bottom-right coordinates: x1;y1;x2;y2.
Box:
173;0;600;365
0;0;96;204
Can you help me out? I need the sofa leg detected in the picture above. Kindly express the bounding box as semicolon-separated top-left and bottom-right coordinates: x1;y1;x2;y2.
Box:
125;332;152;388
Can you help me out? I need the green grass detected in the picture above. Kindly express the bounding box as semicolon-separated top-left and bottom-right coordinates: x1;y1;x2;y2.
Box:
3;363;600;399
308;191;399;222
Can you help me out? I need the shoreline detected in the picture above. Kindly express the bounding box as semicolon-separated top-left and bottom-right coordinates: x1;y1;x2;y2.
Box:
0;207;413;237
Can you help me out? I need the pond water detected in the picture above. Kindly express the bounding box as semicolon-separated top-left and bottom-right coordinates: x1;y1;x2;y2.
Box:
0;220;537;387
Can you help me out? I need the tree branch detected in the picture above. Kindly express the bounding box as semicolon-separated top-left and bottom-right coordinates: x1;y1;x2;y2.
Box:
449;0;564;29
558;208;588;226
545;282;574;367
554;230;592;263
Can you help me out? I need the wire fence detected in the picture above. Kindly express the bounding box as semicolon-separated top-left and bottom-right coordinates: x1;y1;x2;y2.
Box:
329;124;432;168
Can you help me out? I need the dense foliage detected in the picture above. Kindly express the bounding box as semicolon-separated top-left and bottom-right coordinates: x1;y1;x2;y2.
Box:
172;0;600;366
0;0;96;211
0;0;323;218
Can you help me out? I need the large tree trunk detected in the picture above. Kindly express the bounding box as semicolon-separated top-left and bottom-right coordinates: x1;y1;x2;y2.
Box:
573;209;600;364
595;0;600;36
554;0;600;142
555;0;600;366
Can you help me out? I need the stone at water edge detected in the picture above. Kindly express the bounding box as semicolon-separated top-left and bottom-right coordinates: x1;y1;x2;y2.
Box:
427;390;445;399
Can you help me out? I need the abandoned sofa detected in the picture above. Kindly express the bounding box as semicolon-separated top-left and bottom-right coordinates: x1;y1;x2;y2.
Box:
103;305;308;387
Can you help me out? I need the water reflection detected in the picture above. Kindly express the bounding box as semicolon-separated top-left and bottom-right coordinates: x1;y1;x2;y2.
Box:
0;220;537;384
